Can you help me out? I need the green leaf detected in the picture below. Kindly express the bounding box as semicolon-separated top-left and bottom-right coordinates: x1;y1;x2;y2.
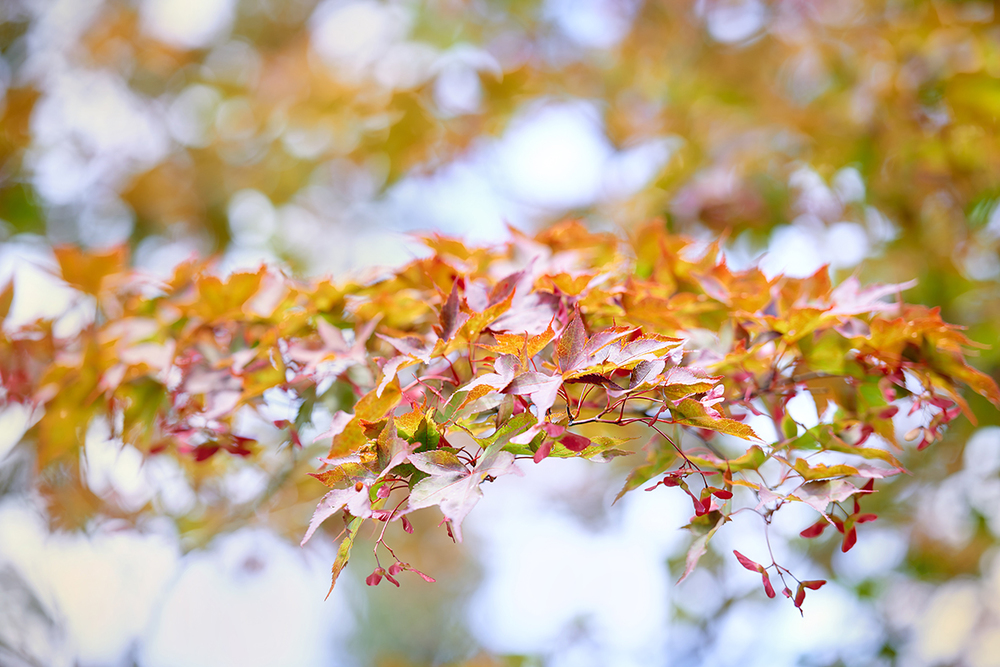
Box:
554;309;586;371
677;512;725;584
476;412;535;450
546;435;634;461
688;444;767;472
669;398;761;441
615;439;678;502
792;459;860;481
325;515;364;600
410;415;441;452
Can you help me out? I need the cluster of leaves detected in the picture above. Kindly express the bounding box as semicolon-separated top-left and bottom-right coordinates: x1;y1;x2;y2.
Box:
2;221;996;607
6;0;1000;274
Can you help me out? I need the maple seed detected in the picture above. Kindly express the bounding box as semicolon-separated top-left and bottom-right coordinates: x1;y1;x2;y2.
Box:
800;520;828;539
366;568;385;586
841;527;858;552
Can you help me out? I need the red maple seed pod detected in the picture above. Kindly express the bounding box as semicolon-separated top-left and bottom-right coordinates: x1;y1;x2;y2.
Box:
560;432;591;452
841;527;858;552
760;571;776;598
366;568;385;586
800;520;827;539
794;586;806;608
734;550;763;572
878;405;899;420
533;440;553;464
410;567;436;583
401;516;414;534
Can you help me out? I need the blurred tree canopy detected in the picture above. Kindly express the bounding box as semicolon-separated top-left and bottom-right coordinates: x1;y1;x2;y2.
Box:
3;0;1000;665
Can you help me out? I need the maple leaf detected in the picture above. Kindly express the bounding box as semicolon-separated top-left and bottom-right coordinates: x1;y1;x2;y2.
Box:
678;512;725;584
436;282;469;341
789;479;866;513
459;354;520;394
406;444;521;542
669;398;761;442
285;318;377;379
825;277;918;317
301;482;374;546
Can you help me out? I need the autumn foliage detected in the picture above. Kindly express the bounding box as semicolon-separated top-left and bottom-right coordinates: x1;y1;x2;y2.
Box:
2;220;996;609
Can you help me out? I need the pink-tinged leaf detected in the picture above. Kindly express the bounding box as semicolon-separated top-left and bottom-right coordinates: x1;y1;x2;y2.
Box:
853;464;903;479
827;277;917;316
560;432;591;452
312;411;354;446
377;334;433;363
555;309;586;371
702;383;725;407
408;450;468;476
799;520;828;539
629;358;666;390
377;356;413;398
407;445;519;542
377;419;417;478
439;282;467;340
791;479;863;513
663;366;719;387
677;515;724;584
833;317;871;338
761;571;776;598
504;372;563;420
489;291;560;336
754;486;784;510
504;371;559;396
304;481;374;545
583;326;636;357
460;354;520;394
533;439;553;463
734;550;763;572
605;335;681;367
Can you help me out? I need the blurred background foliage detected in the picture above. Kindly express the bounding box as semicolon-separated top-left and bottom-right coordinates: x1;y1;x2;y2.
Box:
3;0;1000;665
